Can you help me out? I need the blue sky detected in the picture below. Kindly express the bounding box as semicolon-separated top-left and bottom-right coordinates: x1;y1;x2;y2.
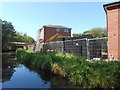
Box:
1;2;107;40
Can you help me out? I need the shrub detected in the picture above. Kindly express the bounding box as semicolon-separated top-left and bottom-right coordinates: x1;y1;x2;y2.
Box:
17;50;120;88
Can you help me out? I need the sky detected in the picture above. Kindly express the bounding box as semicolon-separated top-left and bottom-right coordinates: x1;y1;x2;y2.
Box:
1;2;109;41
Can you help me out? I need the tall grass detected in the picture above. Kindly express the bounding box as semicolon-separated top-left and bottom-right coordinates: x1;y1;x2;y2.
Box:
17;50;120;88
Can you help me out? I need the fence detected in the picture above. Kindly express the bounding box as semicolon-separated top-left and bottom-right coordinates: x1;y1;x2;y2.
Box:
42;38;108;60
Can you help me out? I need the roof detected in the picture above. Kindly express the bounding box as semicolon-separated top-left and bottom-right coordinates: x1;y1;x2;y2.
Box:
43;25;72;29
103;1;120;7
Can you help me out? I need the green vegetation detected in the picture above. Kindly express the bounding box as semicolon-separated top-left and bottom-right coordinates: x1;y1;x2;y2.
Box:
2;20;16;52
73;27;107;38
17;50;120;88
15;32;34;43
2;19;34;52
72;33;82;37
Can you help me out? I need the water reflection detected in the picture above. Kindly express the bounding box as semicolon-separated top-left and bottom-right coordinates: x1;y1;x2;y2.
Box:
1;53;74;88
22;63;72;88
2;64;51;88
2;53;17;83
25;63;73;88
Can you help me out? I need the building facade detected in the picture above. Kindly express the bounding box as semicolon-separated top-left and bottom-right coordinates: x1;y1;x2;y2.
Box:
38;25;71;43
36;25;71;51
104;1;120;61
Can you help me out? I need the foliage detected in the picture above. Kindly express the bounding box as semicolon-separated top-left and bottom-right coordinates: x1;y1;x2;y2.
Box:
72;33;83;37
15;32;35;43
72;27;107;38
2;19;35;52
17;50;120;88
2;20;16;52
83;27;107;38
17;50;52;69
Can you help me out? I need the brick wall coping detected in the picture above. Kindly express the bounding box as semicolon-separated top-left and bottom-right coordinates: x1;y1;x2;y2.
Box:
103;1;120;7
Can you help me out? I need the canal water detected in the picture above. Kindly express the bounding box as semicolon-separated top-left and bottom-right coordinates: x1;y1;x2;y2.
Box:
2;64;51;88
1;53;73;89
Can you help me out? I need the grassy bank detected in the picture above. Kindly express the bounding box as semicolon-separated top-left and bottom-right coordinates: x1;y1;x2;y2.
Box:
17;50;120;88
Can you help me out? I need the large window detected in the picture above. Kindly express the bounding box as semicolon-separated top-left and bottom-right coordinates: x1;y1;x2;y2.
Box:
56;28;60;32
64;28;69;32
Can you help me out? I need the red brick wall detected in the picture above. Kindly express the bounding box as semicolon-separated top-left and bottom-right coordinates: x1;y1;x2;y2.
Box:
38;28;44;43
44;27;71;42
105;5;120;61
118;9;120;60
38;26;71;43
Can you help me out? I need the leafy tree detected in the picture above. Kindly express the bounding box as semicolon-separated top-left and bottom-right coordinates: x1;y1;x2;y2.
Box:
72;27;107;38
72;33;83;37
15;32;35;43
83;28;107;38
2;19;35;52
2;20;16;52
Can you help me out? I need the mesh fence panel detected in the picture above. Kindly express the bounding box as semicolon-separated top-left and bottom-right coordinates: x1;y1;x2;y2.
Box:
42;38;108;60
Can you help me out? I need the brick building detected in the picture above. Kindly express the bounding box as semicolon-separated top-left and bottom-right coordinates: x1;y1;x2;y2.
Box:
36;25;71;51
38;25;71;43
104;1;120;61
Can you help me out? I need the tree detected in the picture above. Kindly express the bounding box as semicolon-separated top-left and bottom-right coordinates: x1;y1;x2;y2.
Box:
83;28;107;38
2;20;16;52
2;19;35;52
72;33;83;37
72;27;107;38
15;32;35;43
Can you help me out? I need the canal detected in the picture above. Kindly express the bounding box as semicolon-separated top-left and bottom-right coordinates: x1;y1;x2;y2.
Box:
1;52;73;89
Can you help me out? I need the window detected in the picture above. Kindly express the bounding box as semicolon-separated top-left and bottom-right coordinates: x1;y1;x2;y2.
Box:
56;28;60;32
64;28;69;32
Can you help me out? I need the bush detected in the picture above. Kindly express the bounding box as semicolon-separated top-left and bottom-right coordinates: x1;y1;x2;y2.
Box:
17;50;120;88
